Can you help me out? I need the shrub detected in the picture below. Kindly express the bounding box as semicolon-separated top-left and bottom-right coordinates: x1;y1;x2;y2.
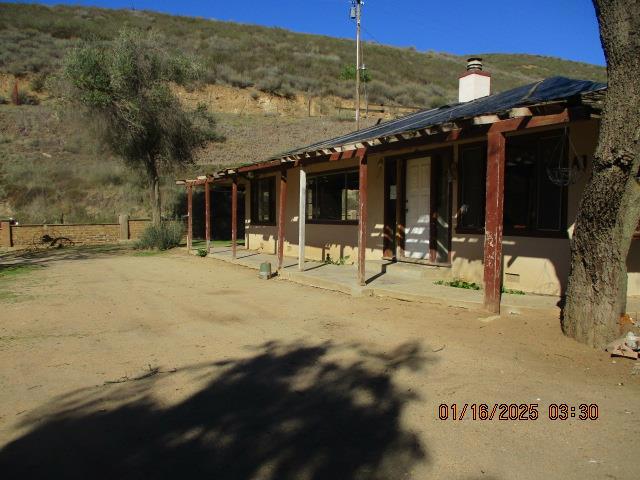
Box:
30;73;48;92
339;64;371;83
11;89;39;105
135;221;184;250
196;248;208;257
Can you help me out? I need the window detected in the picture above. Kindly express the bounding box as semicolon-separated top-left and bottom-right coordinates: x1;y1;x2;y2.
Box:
456;131;567;236
504;132;567;234
250;177;276;225
457;144;486;231
307;170;359;223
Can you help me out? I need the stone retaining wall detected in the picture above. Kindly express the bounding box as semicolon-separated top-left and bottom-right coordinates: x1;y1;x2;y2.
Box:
0;217;151;248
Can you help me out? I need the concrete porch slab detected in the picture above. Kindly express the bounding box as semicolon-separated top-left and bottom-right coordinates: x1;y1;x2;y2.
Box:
200;246;573;312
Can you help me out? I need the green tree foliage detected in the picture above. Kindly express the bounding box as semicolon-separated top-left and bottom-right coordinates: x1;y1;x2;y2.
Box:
339;64;372;83
63;29;223;224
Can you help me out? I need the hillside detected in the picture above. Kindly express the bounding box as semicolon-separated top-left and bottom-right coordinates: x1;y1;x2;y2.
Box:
0;3;607;225
0;101;376;223
0;3;606;107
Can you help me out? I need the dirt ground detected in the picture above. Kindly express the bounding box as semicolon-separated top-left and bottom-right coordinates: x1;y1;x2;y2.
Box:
0;246;638;479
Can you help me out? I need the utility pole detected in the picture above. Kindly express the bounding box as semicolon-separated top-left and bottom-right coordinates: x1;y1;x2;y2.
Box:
353;0;362;130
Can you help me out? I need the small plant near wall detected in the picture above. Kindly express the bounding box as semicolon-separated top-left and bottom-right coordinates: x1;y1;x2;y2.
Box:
502;287;526;295
324;254;350;266
196;248;208;257
434;279;481;290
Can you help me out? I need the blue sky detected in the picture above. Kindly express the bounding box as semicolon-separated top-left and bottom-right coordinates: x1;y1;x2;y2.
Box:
9;0;606;65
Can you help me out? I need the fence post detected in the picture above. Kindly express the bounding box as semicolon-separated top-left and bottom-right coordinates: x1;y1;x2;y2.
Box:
0;221;12;247
118;214;130;241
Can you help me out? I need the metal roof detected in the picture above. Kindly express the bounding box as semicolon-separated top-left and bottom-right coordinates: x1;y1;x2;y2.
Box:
273;76;605;160
180;76;606;184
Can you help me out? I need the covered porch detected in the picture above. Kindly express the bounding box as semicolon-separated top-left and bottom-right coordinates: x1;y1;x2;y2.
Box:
177;77;607;314
201;246;564;312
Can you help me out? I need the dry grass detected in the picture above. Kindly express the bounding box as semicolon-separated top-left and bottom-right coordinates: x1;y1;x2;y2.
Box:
0;3;606;108
0;3;607;223
0;102;375;224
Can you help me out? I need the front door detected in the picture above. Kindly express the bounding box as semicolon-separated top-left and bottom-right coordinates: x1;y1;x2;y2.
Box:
431;154;452;263
404;156;431;259
383;158;397;259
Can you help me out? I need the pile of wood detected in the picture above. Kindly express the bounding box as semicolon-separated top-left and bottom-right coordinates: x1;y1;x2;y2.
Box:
606;315;640;359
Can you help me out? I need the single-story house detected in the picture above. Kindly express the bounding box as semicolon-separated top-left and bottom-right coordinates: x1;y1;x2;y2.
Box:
179;58;639;313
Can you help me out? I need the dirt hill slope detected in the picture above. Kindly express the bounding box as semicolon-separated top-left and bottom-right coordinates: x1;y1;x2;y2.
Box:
0;3;607;224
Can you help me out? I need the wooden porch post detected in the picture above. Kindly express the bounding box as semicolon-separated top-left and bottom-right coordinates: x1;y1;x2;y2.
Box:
205;180;211;252
187;183;193;252
277;168;287;271
396;158;406;259
358;149;368;286
298;167;306;271
231;177;238;260
483;132;506;313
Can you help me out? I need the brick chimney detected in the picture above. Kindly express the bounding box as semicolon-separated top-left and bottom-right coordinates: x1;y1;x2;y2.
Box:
458;57;491;103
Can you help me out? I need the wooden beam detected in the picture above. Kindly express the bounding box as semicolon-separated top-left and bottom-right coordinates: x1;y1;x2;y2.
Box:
277;168;287;271
231;177;238;260
187;184;193;252
298;167;306;271
483;131;506;313
205;180;211;252
473;115;501;125
185;105;585;189
357;149;368;286
238;159;282;173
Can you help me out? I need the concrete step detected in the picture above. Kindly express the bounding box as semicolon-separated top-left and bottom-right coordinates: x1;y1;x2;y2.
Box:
367;260;452;281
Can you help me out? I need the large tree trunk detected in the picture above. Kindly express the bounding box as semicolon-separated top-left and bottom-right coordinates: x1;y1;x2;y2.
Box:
562;0;640;348
146;159;162;226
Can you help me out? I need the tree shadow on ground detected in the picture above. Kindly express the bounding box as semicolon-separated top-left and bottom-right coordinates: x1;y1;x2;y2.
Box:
0;340;431;479
0;244;140;269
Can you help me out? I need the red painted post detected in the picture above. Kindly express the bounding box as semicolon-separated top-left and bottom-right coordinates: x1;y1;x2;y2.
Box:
277;168;287;271
357;149;368;286
187;184;193;251
483;132;506;313
205;180;211;252
11;82;19;106
231;177;238;260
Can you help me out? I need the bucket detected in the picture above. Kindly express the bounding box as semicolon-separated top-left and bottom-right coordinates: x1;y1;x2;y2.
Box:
259;262;272;280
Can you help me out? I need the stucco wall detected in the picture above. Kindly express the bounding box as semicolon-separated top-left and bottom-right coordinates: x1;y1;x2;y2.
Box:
245;155;386;263
244;120;640;296
449;120;640;296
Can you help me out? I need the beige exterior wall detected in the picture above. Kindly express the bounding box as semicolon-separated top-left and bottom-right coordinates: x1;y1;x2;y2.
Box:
244;119;640;296
451;120;640;296
245;155;386;263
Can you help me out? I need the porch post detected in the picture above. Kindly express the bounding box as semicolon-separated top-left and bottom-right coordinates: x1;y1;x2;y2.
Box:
298;166;306;271
396;158;405;259
483;132;506;313
187;183;193;252
277;168;287;271
358;149;368;286
231;177;238;260
205;180;211;252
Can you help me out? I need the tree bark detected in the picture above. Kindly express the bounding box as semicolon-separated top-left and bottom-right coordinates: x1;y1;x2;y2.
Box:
562;0;640;348
146;158;162;226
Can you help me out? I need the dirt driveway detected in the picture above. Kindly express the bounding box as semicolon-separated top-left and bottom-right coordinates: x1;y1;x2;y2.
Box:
0;247;638;479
